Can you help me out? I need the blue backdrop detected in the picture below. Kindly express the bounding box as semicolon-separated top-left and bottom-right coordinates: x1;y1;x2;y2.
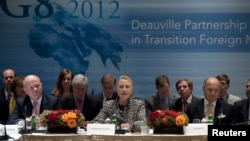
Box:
1;0;250;99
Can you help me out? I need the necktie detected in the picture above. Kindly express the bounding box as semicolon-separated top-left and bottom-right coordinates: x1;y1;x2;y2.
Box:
183;101;188;113
9;96;15;115
161;98;167;109
206;103;213;119
32;101;38;116
77;99;82;111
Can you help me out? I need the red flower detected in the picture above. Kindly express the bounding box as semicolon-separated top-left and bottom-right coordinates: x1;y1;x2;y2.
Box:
149;111;159;122
47;113;57;121
147;109;189;128
39;109;85;128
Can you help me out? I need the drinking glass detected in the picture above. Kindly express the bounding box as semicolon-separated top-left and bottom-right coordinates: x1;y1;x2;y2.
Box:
192;119;201;123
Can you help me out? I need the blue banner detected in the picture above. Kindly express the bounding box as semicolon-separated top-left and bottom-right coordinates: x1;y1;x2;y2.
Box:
1;0;250;99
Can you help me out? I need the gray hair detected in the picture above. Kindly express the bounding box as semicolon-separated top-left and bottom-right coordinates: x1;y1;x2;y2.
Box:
72;74;88;85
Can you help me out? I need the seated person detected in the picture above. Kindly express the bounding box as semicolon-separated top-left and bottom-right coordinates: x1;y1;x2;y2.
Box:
231;78;250;124
173;78;200;113
186;77;234;125
7;75;61;124
92;75;146;130
145;74;178;116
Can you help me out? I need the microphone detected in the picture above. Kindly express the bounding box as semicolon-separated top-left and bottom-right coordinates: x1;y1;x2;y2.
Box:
232;121;250;125
0;124;10;140
19;105;31;134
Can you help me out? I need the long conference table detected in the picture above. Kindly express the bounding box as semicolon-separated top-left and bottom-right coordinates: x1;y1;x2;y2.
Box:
19;133;207;141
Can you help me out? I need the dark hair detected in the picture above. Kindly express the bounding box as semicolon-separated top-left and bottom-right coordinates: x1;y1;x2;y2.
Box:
216;74;230;85
10;76;25;98
175;78;193;92
101;74;116;85
51;69;74;97
155;75;170;89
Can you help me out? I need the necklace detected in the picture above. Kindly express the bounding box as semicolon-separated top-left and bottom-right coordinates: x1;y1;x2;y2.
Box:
117;102;126;113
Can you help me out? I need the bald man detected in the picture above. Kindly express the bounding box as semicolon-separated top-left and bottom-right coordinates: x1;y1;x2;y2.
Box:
186;77;234;125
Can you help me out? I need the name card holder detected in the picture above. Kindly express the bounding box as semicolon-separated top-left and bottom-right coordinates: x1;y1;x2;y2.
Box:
184;123;208;135
87;123;115;135
6;125;19;135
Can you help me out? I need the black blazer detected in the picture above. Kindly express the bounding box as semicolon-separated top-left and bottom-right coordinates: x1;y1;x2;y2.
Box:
94;92;117;108
7;94;61;124
232;98;249;124
173;95;200;113
186;98;234;125
144;92;179;116
60;93;102;121
0;88;9;124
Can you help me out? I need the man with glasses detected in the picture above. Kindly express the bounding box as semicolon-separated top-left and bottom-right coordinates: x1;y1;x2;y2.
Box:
7;74;61;124
0;68;15;124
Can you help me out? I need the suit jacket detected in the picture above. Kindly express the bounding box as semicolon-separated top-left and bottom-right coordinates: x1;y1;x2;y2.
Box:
93;97;146;128
232;98;249;124
144;92;179;116
7;94;61;124
60;93;102;121
94;92;117;108
186;98;234;125
0;88;9;124
225;94;242;105
173;95;200;113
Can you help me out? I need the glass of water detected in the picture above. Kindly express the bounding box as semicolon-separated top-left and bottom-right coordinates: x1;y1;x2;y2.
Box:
192;119;201;123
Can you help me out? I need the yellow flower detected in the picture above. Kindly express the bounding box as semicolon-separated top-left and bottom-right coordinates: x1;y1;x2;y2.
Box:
147;109;189;128
39;109;85;128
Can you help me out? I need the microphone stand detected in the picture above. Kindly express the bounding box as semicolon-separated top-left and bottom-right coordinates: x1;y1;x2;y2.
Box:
19;105;32;134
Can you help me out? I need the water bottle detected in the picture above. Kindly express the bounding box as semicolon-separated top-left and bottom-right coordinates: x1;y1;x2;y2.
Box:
111;113;118;129
201;115;208;123
31;114;36;130
207;114;213;125
105;117;112;124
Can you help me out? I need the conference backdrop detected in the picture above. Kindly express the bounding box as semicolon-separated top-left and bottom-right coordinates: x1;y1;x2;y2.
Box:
1;0;250;99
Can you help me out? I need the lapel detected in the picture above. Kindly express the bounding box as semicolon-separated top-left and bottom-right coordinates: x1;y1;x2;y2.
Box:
82;94;90;115
40;94;48;114
155;93;162;110
243;99;249;121
22;96;33;117
197;99;205;118
213;100;222;123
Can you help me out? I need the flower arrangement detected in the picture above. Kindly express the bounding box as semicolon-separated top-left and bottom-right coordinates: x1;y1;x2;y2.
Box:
147;109;189;128
39;109;85;129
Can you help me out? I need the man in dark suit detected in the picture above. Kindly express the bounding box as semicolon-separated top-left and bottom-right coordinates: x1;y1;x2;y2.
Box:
232;78;250;124
60;74;102;123
186;77;233;125
173;78;200;113
145;74;179;116
94;74;117;108
7;75;61;124
0;68;15;124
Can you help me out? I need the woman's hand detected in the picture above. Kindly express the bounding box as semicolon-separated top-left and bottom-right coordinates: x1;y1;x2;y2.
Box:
120;123;131;130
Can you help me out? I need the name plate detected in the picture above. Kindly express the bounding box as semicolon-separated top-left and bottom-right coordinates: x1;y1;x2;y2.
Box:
6;125;19;135
87;123;115;135
184;123;208;135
